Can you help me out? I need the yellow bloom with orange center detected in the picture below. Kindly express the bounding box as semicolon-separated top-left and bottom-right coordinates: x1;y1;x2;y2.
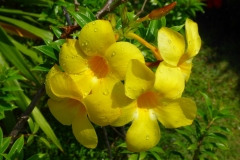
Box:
59;20;144;96
111;59;197;152
45;65;121;148
158;18;201;81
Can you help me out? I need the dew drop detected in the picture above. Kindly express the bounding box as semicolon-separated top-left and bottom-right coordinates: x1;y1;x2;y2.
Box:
92;22;96;25
62;63;66;66
177;67;181;71
85;42;88;45
94;28;97;32
103;89;109;95
111;52;116;57
142;87;145;91
146;135;149;140
159;69;163;73
133;88;136;91
121;48;124;51
127;87;131;91
81;43;84;46
168;40;171;44
84;92;88;96
189;41;192;46
100;45;103;50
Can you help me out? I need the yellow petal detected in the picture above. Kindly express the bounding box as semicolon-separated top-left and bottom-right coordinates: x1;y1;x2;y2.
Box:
178;59;192;82
185;18;201;59
91;74;119;97
72;107;98;148
47;98;82;125
154;97;197;128
69;69;94;97
59;39;89;74
45;65;62;101
111;100;137;127
125;59;155;99
158;27;185;66
50;71;83;100
83;94;121;126
126;108;160;152
79;20;115;56
154;61;185;99
105;42;145;80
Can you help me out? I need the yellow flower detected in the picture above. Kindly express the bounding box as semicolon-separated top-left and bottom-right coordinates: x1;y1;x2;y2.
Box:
59;20;144;96
111;59;197;152
45;65;121;148
158;18;201;81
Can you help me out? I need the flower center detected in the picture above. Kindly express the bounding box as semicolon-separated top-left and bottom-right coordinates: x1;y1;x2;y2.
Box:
137;91;158;109
88;56;109;78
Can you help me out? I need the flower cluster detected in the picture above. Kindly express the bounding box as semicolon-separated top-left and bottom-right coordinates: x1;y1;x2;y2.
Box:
45;18;201;152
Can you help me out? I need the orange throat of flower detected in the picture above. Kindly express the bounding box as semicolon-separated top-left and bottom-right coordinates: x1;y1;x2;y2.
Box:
88;56;109;78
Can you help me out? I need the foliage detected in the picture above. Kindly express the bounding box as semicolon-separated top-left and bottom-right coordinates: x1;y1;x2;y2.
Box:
0;0;238;159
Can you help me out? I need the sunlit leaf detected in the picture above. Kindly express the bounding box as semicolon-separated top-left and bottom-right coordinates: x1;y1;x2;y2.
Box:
67;10;92;28
8;135;24;159
34;45;58;61
26;153;46;160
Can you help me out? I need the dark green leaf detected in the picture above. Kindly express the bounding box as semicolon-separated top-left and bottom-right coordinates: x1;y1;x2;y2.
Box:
200;92;212;119
117;142;127;148
26;153;46;160
187;143;197;150
149;151;161;160
50;26;62;39
160;17;166;27
139;152;147;160
8;135;24;159
68;10;92;28
128;154;138;160
31;63;53;72
149;146;165;154
173;141;186;148
34;45;58;61
1;137;11;153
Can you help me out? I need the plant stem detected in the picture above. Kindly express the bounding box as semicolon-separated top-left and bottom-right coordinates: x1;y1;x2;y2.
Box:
103;126;113;160
96;0;127;19
9;84;46;142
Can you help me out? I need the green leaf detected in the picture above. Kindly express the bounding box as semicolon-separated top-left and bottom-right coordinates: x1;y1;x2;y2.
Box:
8;135;24;159
187;143;197;150
26;153;46;160
0;128;3;152
202;150;218;160
68;10;92;28
170;24;185;31
149;151;161;160
207;133;228;145
48;39;66;52
160;17;166;27
117;142;127;148
10;37;43;64
1;86;23;92
0;8;41;18
0;27;40;85
1;137;11;153
129;154;138;160
26;135;34;146
38;136;51;148
200;92;212;119
0;15;53;40
173;141;186;148
50;26;62;39
34;45;58;61
145;19;161;42
170;151;184;160
139;152;147;160
31;63;53;72
149;146;164;154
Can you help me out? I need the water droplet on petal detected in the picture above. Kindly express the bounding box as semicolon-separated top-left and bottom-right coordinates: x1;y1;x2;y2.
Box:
84;92;88;96
85;42;88;45
81;43;84;46
121;48;124;51
92;22;96;25
159;69;163;73
62;63;66;66
146;135;149;140
111;52;116;57
142;87;145;91
103;89;109;95
189;41;192;46
94;28;97;32
168;40;171;44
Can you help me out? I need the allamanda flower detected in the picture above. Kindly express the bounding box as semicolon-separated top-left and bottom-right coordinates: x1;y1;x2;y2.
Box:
158;18;201;81
45;65;121;148
111;59;197;152
60;20;144;96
